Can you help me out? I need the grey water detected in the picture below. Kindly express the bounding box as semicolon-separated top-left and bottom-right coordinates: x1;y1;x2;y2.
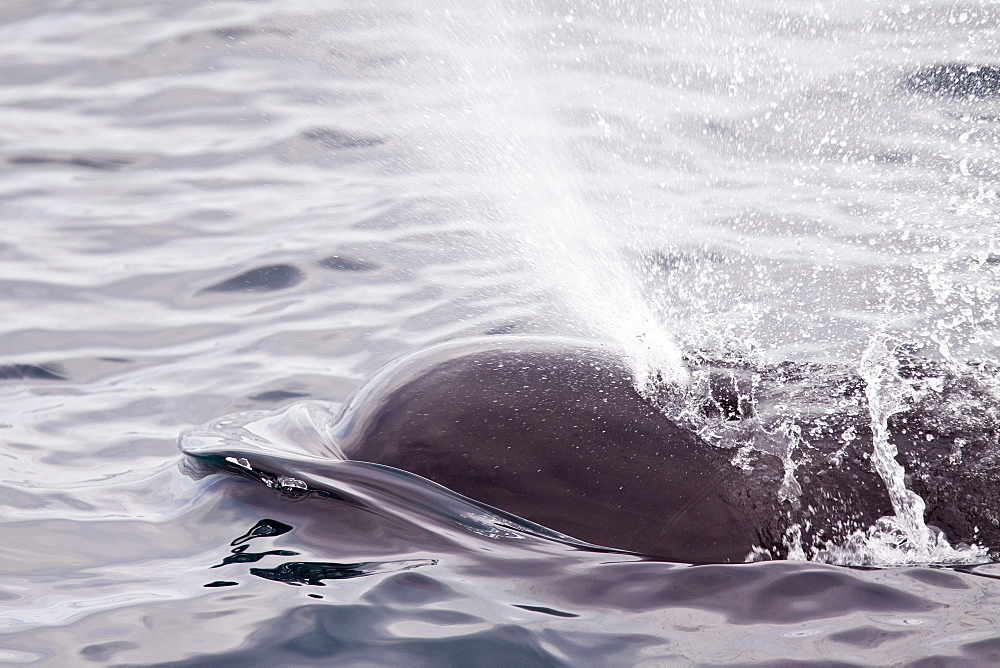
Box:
3;0;1000;665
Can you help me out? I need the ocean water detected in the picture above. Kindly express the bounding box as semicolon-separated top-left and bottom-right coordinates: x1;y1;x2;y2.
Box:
3;0;1000;665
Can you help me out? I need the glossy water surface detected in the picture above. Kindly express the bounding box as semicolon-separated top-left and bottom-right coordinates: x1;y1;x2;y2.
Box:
4;1;1000;665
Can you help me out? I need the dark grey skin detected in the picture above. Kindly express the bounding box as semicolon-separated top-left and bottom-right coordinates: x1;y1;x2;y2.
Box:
329;336;1000;563
334;338;784;563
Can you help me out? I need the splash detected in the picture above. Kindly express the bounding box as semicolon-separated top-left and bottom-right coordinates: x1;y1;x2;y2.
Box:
817;334;987;566
408;3;688;388
398;3;995;566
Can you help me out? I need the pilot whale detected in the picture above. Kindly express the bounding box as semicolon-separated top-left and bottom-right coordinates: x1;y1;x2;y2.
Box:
184;336;1000;564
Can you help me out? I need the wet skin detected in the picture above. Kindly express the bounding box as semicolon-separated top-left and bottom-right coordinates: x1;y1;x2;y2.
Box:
332;339;787;563
329;337;1000;562
185;336;999;563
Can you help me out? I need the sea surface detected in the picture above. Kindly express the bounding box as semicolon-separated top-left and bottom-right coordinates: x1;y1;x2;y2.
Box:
3;0;1000;665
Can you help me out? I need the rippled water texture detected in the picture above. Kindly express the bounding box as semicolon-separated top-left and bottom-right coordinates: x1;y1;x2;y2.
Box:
4;0;1000;665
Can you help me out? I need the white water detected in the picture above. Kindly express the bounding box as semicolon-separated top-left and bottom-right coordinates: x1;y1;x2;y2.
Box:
390;1;1000;564
397;2;690;387
827;334;989;565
